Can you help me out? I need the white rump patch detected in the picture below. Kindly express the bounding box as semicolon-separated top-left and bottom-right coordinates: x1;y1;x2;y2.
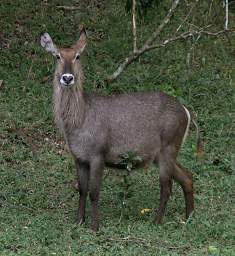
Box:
182;106;191;146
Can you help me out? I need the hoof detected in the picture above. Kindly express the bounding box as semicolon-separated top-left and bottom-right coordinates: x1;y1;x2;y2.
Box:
77;217;85;225
72;180;79;191
185;210;194;223
153;216;163;225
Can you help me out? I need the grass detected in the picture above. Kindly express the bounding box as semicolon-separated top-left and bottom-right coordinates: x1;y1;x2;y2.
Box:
0;0;234;255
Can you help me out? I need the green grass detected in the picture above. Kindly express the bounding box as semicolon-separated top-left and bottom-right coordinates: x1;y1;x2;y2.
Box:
0;0;234;255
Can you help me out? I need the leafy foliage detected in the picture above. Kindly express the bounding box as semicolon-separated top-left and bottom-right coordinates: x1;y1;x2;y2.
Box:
0;0;234;255
125;0;161;17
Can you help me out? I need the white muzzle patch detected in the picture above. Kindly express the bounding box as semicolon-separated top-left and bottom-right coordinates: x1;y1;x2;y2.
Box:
60;73;75;86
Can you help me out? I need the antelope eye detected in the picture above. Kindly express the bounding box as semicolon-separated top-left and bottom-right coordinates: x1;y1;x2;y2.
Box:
75;54;80;60
56;54;61;60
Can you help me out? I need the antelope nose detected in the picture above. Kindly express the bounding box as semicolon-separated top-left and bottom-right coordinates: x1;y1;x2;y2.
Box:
61;74;74;85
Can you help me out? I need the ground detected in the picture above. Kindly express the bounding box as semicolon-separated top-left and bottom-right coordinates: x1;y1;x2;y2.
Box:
0;0;234;255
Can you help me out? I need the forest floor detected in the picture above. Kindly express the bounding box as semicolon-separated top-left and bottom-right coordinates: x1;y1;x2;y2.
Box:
0;0;234;255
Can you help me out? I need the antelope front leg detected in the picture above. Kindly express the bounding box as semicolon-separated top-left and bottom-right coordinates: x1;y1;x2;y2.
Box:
155;176;172;224
88;157;104;232
75;159;89;225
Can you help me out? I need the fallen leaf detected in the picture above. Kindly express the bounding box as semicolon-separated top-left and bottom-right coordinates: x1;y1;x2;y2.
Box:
140;208;152;214
208;245;219;253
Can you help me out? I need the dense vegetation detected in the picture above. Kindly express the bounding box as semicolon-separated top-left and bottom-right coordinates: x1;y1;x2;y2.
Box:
0;0;234;255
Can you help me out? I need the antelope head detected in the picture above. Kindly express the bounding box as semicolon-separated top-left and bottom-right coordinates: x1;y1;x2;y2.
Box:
40;29;87;87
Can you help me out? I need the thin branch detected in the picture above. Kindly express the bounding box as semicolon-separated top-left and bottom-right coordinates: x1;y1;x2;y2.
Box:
147;31;196;51
207;0;214;23
187;23;213;31
225;0;229;30
56;6;80;11
106;28;234;83
176;1;198;33
132;0;137;53
201;28;234;36
102;236;190;251
106;56;137;83
106;0;234;84
186;33;201;68
145;0;180;46
139;28;233;51
106;0;180;83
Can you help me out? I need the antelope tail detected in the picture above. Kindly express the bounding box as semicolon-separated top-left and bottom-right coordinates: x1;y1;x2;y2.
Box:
183;106;204;161
182;106;191;146
192;118;204;161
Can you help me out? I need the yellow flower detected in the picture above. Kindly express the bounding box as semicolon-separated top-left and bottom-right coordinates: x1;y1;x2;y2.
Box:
208;246;219;253
140;208;152;214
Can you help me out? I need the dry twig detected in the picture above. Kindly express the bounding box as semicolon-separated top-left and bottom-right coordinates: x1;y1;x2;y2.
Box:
102;235;190;251
106;0;234;83
132;0;137;53
225;0;229;30
106;27;233;83
175;1;198;33
57;6;80;11
106;0;180;83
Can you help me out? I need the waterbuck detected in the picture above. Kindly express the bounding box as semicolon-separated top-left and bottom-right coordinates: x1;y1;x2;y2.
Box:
40;29;202;232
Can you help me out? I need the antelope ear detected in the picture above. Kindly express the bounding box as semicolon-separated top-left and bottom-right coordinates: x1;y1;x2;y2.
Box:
40;32;59;56
74;28;87;54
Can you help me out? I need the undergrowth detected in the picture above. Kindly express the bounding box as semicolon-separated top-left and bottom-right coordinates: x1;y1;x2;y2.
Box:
0;0;234;255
